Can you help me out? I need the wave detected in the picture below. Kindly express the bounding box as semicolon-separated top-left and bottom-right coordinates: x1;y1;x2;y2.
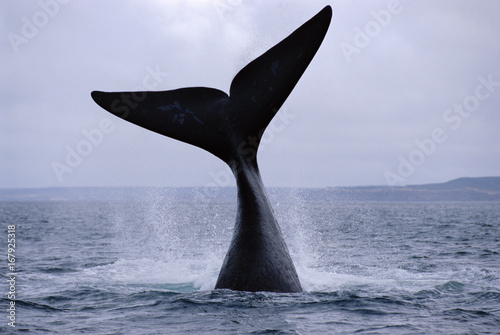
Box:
21;255;500;296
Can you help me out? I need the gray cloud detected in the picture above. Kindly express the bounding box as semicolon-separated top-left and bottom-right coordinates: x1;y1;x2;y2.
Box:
1;0;499;188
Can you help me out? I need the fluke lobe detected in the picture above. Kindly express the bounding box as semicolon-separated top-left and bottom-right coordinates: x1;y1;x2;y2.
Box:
91;6;332;293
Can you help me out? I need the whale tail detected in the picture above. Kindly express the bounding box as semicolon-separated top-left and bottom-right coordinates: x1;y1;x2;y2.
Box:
92;6;332;293
91;6;332;163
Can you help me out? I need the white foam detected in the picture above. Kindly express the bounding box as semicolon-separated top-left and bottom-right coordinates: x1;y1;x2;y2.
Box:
296;263;481;294
76;255;222;291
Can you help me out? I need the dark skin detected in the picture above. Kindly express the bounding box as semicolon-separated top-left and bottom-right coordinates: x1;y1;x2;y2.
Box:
92;6;332;293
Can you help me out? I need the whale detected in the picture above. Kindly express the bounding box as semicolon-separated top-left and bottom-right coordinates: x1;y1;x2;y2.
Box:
91;6;332;293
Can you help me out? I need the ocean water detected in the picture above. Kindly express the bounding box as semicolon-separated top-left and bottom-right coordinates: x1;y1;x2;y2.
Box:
1;189;499;334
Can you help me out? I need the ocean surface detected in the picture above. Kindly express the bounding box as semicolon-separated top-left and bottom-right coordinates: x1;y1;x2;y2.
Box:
1;189;499;334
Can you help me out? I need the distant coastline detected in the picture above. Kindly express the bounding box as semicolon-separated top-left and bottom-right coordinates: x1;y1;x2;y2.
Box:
1;177;499;201
320;176;500;201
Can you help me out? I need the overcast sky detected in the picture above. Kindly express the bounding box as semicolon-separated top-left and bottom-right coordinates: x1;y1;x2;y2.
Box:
1;0;499;188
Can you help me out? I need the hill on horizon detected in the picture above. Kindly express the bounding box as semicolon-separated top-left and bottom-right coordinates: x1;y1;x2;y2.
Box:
324;176;500;201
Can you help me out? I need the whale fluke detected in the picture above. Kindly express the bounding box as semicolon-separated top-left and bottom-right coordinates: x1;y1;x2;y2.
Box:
91;6;332;292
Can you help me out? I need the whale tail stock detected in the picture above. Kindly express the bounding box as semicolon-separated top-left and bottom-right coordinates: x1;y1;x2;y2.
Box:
91;6;332;165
